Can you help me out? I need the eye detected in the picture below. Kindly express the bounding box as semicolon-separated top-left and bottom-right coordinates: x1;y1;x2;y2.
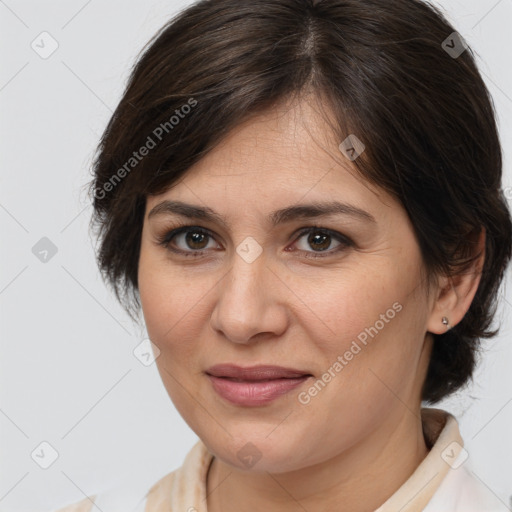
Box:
290;227;353;259
156;226;220;257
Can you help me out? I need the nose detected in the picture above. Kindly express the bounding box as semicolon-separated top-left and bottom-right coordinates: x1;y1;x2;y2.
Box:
209;253;288;345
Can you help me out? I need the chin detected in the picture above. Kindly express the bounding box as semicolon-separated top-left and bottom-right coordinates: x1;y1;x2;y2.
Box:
202;431;319;474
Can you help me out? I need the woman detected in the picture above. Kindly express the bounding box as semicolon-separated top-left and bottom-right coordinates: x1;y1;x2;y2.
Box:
54;0;512;510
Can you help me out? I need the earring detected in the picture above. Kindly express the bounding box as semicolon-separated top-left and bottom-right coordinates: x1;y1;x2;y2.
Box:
442;316;450;330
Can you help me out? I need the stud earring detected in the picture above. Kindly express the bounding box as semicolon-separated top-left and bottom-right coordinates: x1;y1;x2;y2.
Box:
442;316;450;330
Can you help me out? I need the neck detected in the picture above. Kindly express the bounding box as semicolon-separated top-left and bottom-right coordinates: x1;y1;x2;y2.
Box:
206;409;429;512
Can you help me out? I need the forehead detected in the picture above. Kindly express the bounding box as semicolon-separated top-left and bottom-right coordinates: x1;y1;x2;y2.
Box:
145;98;395;219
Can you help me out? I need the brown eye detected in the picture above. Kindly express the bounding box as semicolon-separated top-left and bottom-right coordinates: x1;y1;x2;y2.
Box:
157;226;220;256
305;232;332;251
292;227;353;259
182;230;210;250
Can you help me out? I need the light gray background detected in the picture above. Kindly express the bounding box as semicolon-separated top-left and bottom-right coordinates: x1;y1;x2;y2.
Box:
1;0;511;511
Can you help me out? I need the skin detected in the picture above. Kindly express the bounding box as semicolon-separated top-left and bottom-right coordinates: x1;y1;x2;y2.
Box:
138;95;484;512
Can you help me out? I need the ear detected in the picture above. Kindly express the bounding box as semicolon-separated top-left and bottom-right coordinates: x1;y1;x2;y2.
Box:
427;227;486;334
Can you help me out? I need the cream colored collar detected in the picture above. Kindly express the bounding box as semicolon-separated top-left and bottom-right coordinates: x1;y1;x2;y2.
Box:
375;408;463;511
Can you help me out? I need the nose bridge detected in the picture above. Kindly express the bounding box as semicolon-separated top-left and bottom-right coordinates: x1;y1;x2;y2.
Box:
224;251;267;314
226;232;268;298
211;249;283;343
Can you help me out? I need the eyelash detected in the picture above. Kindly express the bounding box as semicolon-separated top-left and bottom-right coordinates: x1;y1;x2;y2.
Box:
155;223;353;260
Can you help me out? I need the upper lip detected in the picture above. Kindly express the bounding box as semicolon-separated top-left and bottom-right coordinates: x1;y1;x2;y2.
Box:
206;364;311;380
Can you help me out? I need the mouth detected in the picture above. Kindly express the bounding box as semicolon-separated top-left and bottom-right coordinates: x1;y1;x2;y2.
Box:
206;364;311;380
205;364;313;406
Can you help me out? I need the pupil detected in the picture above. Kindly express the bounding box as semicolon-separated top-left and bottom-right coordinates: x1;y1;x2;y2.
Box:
309;232;330;251
186;231;207;249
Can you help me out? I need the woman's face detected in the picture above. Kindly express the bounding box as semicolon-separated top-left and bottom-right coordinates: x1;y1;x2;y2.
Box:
138;98;436;473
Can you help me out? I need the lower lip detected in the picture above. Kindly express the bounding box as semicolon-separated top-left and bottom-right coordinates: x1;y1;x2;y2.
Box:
207;375;311;406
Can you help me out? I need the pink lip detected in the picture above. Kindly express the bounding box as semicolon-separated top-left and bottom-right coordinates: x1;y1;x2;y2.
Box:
206;364;312;406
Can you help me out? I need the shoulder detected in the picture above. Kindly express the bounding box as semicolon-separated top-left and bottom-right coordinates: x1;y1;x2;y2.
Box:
144;440;213;510
48;473;156;512
49;476;150;512
51;496;96;512
49;479;148;512
49;441;211;512
424;452;509;512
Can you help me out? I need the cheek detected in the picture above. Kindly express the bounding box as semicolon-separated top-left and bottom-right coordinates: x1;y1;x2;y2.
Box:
302;259;413;351
138;246;207;355
300;252;428;400
138;249;209;416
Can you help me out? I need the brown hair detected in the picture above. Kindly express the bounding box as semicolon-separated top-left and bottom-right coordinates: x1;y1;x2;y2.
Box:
87;0;512;403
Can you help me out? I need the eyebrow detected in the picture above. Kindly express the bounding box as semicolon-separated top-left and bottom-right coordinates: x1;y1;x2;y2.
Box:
147;199;377;227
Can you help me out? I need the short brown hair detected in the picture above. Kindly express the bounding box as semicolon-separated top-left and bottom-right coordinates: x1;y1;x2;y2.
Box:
88;0;512;403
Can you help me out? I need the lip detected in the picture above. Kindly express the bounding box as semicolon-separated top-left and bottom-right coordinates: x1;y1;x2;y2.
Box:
205;364;312;406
